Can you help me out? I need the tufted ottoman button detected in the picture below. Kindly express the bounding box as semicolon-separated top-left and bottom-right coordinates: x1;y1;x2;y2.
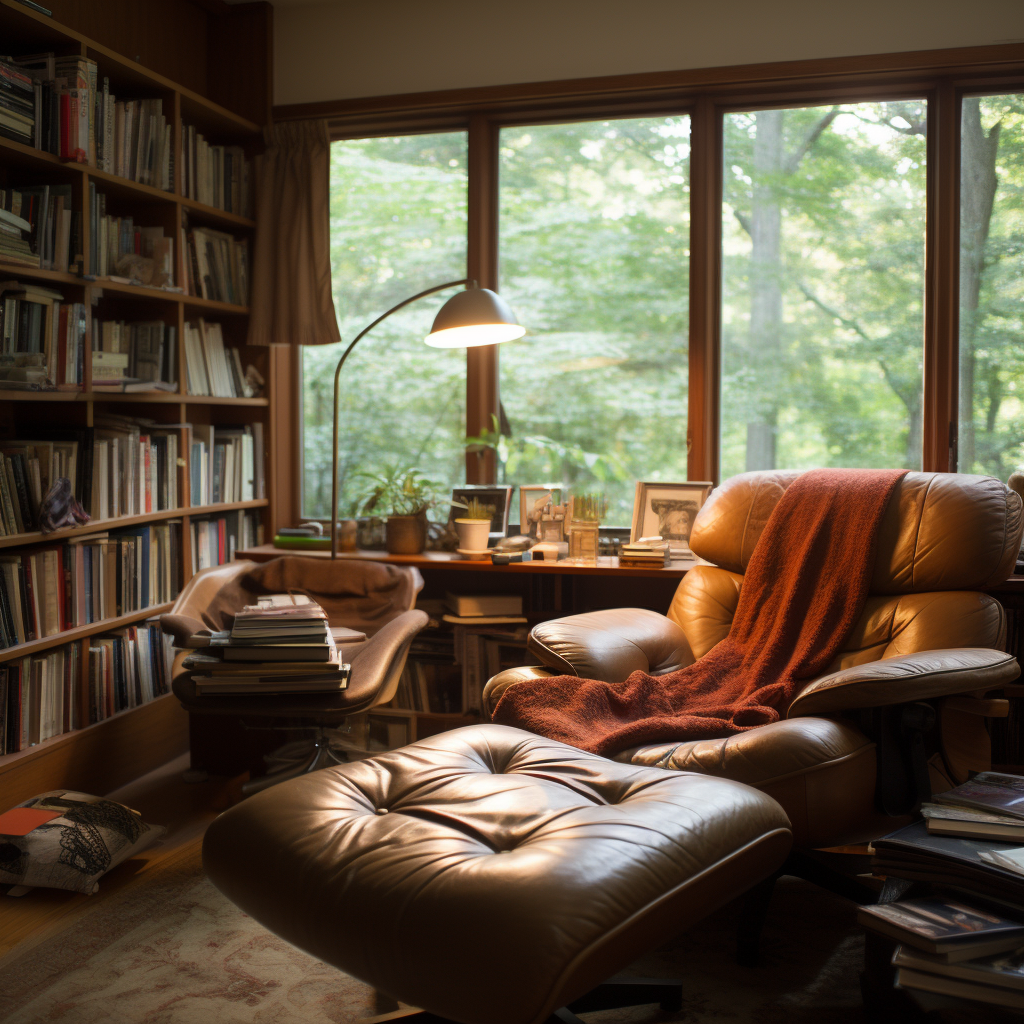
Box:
204;724;792;1024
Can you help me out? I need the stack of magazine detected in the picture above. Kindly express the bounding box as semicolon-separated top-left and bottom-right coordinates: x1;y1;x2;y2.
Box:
180;593;358;694
864;771;1024;1008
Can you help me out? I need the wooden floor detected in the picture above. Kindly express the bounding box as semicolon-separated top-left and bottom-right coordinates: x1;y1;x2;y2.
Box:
0;755;245;963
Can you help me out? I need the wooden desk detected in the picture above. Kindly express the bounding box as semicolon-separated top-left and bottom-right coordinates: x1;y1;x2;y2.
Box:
235;545;694;578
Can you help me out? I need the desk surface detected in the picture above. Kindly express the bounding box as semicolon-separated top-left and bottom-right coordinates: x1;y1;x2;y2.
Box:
236;545;695;579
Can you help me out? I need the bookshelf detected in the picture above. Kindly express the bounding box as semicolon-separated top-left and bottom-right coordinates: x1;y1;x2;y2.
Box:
0;0;275;808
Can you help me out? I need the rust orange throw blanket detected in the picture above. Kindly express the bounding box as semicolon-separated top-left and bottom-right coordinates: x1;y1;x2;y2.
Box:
492;468;907;756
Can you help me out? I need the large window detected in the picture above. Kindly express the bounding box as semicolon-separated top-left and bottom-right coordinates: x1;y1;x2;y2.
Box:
498;116;691;524
958;94;1024;477
301;133;468;519
721;102;927;477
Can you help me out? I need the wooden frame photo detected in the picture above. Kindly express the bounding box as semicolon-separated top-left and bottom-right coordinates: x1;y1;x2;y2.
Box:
518;485;562;540
630;481;714;553
448;486;513;539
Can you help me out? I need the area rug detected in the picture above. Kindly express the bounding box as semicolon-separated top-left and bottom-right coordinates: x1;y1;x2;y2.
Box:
0;840;1013;1024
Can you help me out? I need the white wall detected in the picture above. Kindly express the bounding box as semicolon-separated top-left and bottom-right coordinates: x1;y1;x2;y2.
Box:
274;0;1024;107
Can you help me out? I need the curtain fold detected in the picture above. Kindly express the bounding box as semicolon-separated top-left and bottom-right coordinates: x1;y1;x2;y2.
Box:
246;120;340;347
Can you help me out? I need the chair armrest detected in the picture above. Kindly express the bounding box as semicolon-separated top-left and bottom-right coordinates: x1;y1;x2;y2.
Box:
786;649;1020;718
342;609;429;707
160;613;206;646
482;666;555;717
529;608;693;682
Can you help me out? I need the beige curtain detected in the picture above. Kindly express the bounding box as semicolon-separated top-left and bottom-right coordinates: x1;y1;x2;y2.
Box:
246;120;340;347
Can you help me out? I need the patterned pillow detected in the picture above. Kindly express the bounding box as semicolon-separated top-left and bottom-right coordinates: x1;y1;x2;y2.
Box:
0;790;165;894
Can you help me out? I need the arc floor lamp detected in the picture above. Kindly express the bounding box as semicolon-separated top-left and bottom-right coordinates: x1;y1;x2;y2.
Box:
329;281;526;558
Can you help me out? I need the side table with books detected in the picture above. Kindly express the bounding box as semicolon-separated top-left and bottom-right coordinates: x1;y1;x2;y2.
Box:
861;771;1024;1019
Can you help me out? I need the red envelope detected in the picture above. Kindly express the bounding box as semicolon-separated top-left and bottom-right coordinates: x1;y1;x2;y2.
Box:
0;808;62;836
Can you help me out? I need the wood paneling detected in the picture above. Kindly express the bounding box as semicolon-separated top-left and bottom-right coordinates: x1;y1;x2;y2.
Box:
207;2;274;128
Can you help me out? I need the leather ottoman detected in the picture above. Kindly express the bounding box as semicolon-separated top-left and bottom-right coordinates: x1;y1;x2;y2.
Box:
203;724;792;1024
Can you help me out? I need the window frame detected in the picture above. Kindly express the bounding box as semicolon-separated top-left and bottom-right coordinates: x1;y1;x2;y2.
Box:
280;43;1024;528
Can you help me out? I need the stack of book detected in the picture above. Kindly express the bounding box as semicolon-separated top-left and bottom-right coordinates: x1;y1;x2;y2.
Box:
184;320;253;398
181;125;252;217
179;593;353;694
188;423;263;506
89;189;175;284
0;205;37;268
860;897;1024;1009
0;56;34;145
93;416;181;518
864;771;1024;1009
2;184;77;272
183;220;249;306
618;541;670;568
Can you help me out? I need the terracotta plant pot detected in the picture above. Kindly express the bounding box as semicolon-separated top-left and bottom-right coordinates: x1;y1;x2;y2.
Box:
454;518;491;551
385;513;427;554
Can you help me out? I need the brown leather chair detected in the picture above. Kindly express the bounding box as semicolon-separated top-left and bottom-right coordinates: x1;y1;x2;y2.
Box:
162;556;428;789
483;471;1023;852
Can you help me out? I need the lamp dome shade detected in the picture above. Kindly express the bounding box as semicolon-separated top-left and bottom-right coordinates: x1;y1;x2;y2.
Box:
425;287;525;348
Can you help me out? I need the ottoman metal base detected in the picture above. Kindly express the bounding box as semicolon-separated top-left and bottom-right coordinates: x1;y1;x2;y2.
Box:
204;725;792;1024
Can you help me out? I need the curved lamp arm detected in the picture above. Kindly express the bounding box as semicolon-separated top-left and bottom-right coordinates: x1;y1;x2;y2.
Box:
330;278;473;558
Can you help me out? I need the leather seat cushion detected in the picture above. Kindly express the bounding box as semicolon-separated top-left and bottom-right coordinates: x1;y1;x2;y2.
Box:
203;724;792;1024
616;717;887;848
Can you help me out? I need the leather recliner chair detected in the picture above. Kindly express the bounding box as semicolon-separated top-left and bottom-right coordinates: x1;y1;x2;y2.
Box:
483;471;1023;851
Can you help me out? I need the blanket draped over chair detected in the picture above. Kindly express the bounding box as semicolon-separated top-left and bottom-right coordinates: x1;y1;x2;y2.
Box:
492;468;908;756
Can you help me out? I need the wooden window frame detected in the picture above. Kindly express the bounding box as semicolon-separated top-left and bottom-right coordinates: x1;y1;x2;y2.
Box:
280;41;1024;501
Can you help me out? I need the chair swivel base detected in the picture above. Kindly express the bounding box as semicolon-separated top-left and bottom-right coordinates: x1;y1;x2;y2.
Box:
365;978;684;1024
241;727;349;796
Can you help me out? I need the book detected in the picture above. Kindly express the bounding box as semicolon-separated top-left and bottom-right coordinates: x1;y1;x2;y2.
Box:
934;771;1024;821
445;592;523;617
893;943;1024;993
923;802;1024;842
895;965;1024;1009
857;897;1024;960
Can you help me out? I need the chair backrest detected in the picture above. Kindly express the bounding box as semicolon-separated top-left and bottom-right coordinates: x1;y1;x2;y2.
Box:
667;471;1023;673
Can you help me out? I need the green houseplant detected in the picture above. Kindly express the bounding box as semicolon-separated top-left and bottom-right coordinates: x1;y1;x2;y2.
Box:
356;466;438;554
450;497;495;552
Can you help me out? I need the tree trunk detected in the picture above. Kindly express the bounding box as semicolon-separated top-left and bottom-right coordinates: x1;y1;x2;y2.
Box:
745;109;784;471
958;99;1001;473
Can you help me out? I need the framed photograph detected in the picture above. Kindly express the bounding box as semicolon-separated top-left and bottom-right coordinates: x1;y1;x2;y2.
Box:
519;485;562;541
630;481;714;553
448;486;513;539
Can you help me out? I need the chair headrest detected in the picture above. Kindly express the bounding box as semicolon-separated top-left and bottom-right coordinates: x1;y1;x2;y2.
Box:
689;470;1023;593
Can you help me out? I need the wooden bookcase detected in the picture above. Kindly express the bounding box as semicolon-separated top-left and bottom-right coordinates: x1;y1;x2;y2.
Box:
0;0;276;810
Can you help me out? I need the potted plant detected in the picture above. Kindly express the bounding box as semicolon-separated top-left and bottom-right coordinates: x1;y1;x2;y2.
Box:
450;496;495;552
356;466;438;555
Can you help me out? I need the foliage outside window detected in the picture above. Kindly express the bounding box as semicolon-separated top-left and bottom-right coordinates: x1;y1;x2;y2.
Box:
958;94;1024;478
721;102;927;478
301;133;468;519
498;117;691;525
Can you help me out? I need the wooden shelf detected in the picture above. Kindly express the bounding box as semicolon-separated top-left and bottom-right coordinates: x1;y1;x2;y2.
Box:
0;389;268;404
182;295;250;315
0;500;266;551
0;261;85;287
0;601;175;664
180;196;256;230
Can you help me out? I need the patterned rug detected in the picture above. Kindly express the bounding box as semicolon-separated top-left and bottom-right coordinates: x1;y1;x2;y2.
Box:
0;839;1013;1024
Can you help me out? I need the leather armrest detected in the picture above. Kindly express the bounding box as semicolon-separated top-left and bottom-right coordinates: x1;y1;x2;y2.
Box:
482;666;555;717
528;608;694;683
787;649;1020;718
160;613;206;646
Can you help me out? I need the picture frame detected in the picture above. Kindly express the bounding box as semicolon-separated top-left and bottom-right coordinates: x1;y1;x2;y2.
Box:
518;485;563;541
630;481;714;554
448;486;513;539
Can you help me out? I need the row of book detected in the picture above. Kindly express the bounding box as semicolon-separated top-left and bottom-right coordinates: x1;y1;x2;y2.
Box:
189;424;265;507
89;187;175;285
0;621;175;754
0;522;182;648
862;771;1024;1009
0;436;79;536
183;221;249;306
0;52;174;191
91;318;177;390
92;417;182;519
181;126;252;217
184;320;254;398
189;509;263;574
0;280;89;389
0;184;78;272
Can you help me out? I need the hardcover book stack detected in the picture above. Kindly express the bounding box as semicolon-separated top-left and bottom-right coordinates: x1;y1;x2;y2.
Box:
865;771;1024;1009
0;55;35;145
184;320;253;398
179;593;353;695
2;184;77;272
181;125;252;216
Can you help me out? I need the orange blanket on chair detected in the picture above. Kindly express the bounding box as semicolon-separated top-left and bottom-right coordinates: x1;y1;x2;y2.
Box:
492;468;907;756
